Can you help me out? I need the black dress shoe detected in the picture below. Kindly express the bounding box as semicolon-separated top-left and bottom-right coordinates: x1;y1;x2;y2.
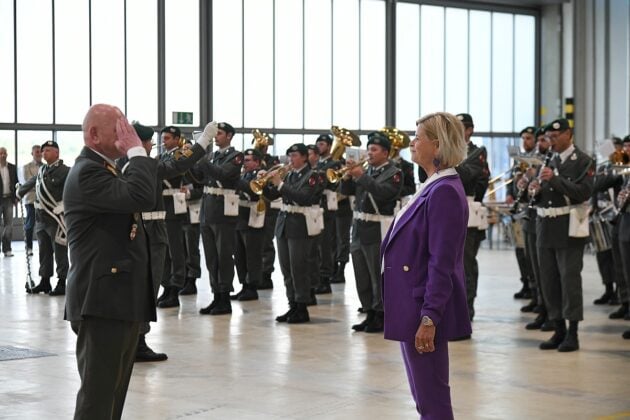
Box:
238;288;258;301
135;346;168;362
622;330;630;339
540;320;556;331
352;311;375;332
557;332;579;352
276;304;296;322
258;274;274;290
330;262;346;284
179;278;197;295
209;293;232;315
48;283;66;296
513;286;532;299
540;330;566;350
27;279;52;294
533;305;543;314
609;295;620;305
307;289;317;306
314;284;332;294
287;303;310;324
609;305;629;320
157;289;180;308
593;290;614;305
157;287;171;304
364;311;384;333
525;314;545;330
230;289;243;300
521;301;537;313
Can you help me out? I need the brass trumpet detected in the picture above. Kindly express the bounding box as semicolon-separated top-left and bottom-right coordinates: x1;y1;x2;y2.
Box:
249;163;292;195
326;158;368;183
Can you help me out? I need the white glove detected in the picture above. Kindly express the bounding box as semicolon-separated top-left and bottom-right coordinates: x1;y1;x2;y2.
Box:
198;121;218;149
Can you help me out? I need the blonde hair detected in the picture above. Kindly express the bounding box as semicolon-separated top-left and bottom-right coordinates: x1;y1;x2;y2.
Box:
416;112;467;168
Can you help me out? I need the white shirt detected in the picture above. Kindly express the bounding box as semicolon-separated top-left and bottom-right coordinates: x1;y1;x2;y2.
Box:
558;144;575;164
0;164;10;197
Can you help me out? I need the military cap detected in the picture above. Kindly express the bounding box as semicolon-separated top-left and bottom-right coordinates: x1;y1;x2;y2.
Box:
286;143;308;156
367;131;391;152
41;140;59;150
519;126;536;136
306;144;319;153
623;135;630;143
218;122;235;135
160;125;181;137
546;118;571;132
132;121;155;142
456;113;474;127
243;148;263;159
535;126;546;138
316;134;333;145
612;136;623;146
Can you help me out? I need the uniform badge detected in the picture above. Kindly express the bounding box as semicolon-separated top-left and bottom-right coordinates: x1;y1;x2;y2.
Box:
309;175;317;187
233;154;243;165
105;162;118;177
393;173;401;184
130;213;139;240
570;153;577;160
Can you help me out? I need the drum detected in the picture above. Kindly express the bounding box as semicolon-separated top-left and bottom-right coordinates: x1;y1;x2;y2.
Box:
589;216;612;252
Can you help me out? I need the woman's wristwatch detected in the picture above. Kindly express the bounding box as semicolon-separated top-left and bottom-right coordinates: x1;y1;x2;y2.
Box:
421;316;434;327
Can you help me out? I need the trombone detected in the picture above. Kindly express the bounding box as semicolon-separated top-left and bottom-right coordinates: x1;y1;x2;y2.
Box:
326;158;369;183
249;163;292;195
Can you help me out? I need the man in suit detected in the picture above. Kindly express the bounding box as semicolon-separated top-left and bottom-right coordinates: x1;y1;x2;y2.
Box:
21;145;43;255
0;147;18;257
64;104;158;420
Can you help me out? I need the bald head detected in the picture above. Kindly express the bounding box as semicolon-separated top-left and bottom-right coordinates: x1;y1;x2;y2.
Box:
82;104;125;159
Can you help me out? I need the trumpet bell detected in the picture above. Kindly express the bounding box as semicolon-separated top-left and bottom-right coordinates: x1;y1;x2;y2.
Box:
249;179;266;195
326;168;342;184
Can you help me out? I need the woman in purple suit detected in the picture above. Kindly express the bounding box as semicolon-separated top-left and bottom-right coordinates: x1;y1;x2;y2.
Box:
381;112;472;419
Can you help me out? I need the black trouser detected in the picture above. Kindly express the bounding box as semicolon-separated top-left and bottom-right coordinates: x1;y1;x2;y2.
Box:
262;208;279;274
201;222;236;293
24;203;35;249
515;247;533;287
318;210;336;278
277;235;314;304
612;226;629;303
538;245;585;321
463;228;484;316
182;222;202;279
525;229;545;307
140;220;167;335
36;222;68;281
596;249;615;285
234;227;264;288
71;318;140;420
619;238;630;304
164;218;186;289
350;239;383;311
335;206;352;264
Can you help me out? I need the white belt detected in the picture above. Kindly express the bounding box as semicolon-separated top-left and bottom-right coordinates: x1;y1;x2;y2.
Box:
162;188;180;196
203;186;236;196
238;200;258;208
281;204;312;215
34;201;64;214
536;206;571;218
141;211;166;220
353;211;393;223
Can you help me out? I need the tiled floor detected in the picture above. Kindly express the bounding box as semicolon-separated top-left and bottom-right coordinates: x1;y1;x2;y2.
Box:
0;241;629;419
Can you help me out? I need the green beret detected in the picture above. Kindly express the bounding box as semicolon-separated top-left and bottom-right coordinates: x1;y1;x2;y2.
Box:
133;122;155;142
316;134;333;145
218;122;235;135
519;126;536;136
367;131;391;152
456;113;474;127
243;148;262;159
41;140;59;150
546;118;571;132
535;126;546;138
623;135;630;144
286;143;308;156
160;125;181;137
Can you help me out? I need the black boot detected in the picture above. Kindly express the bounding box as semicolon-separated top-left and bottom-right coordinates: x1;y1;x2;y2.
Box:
157;287;180;308
199;294;219;314
513;284;531;299
593;284;614;305
525;313;546;330
331;261;346;283
179;278;197;295
238;286;259;301
230;287;244;300
135;334;168;362
540;320;566;350
622;330;630;339
258;273;274;290
276;303;296;322
307;288;318;306
27;278;51;294
352;310;374;332
558;321;579;352
157;286;171;305
365;311;384;333
609;303;629;319
540;319;556;331
521;300;537;313
49;279;66;296
314;276;332;294
210;292;232;315
287;303;310;324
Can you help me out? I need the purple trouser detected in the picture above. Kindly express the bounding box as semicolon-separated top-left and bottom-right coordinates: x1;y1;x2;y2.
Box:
400;340;453;420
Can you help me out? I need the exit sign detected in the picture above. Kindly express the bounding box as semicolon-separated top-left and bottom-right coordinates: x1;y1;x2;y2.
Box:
172;112;193;125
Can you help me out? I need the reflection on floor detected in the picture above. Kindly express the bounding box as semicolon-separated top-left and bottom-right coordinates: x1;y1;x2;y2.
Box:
0;241;629;419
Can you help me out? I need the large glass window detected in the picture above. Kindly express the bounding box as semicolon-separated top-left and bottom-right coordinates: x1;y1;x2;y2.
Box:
396;3;420;132
55;0;90;125
491;13;514;132
304;0;332;129
54;131;84;167
469;10;492;132
360;0;386;129
0;0;15;123
16;0;53;123
420;5;444;116
513;15;535;131
332;0;360;128
444;8;469;114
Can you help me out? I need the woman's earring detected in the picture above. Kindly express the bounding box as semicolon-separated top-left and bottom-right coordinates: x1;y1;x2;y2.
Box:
433;158;440;169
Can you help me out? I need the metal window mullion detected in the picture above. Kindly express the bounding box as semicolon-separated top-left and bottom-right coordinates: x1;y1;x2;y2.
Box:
241;0;245;134
302;0;305;131
467;9;470;112
418;4;421;117
489;12;493;134
88;0;92;105
511;13;515;133
442;6;446;112
13;0;17;126
273;0;276;141
52;0;56;124
123;0;127;115
330;0;334;128
358;0;362;130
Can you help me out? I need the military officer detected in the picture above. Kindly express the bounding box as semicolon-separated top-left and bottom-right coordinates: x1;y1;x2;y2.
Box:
340;132;403;333
18;140;70;296
231;149;265;301
612;135;630;333
531;118;594;352
454;113;490;326
265;143;324;323
195;122;244;316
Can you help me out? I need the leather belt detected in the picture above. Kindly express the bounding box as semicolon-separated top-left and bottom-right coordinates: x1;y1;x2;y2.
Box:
203;186;236;196
141;211;166;220
536;206;571;218
353;211;393;223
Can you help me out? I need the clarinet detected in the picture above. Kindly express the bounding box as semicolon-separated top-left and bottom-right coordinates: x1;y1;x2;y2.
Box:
527;151;554;209
510;172;528;214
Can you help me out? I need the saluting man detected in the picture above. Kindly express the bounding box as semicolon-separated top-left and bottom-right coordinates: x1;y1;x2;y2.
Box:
531;118;594;352
18;141;70;296
340;132;403;333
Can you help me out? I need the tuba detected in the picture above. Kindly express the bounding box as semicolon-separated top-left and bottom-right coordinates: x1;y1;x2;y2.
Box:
380;126;410;159
252;129;274;151
330;126;361;160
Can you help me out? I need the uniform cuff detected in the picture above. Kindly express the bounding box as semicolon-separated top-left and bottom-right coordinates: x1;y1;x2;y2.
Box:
127;146;147;159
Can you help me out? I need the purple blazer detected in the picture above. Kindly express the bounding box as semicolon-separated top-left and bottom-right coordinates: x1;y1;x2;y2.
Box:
381;174;472;342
